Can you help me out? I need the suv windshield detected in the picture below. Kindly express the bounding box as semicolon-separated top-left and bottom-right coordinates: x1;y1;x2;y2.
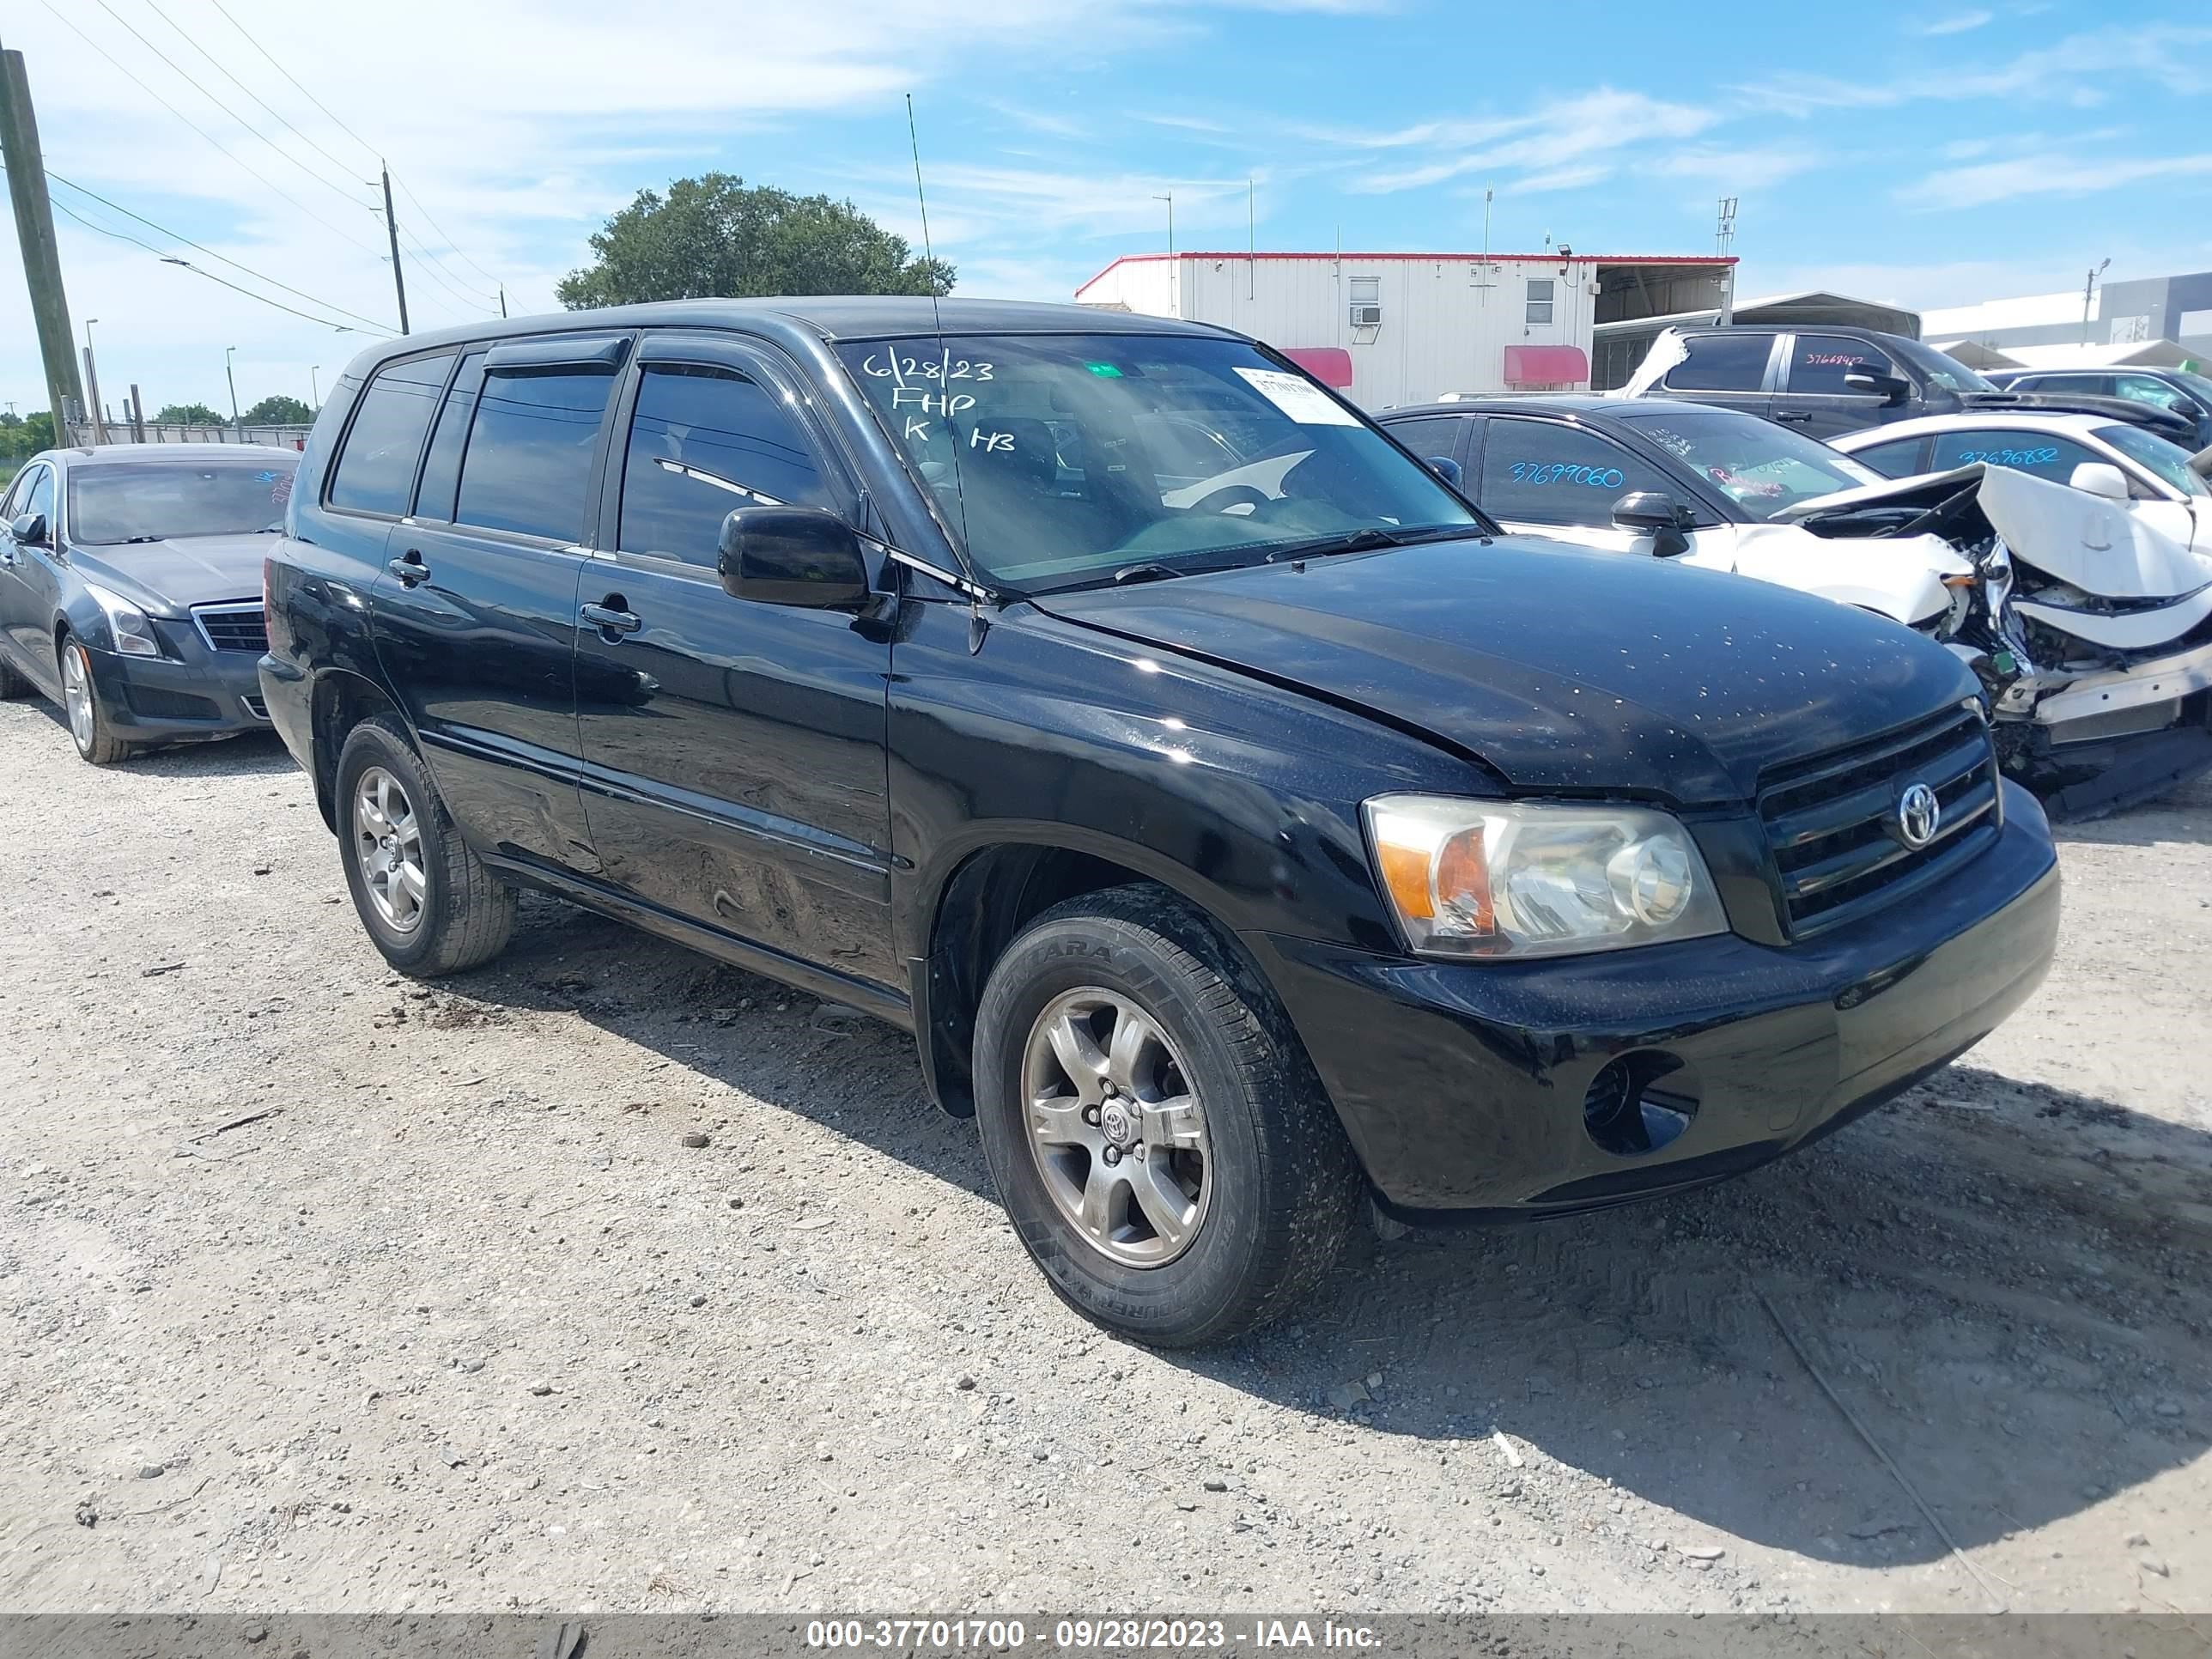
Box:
2099;422;2211;498
836;333;1480;590
69;458;298;545
1613;404;1883;520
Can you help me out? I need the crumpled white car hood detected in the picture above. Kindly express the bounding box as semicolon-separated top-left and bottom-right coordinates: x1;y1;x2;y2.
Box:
1783;462;2212;599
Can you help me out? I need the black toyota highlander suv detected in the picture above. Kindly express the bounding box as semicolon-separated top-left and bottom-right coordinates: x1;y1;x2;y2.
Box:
261;300;2061;1346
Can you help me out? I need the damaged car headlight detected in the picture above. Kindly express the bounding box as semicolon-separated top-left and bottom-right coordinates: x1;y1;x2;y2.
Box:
84;582;165;659
1363;795;1729;959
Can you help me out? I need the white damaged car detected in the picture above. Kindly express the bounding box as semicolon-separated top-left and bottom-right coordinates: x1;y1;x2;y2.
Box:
1375;395;2212;816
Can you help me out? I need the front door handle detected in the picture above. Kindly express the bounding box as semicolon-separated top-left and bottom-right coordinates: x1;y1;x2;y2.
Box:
386;550;429;586
1774;411;1814;424
580;599;641;636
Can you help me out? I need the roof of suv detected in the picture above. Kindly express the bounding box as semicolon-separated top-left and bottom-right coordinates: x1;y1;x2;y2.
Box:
338;297;1236;383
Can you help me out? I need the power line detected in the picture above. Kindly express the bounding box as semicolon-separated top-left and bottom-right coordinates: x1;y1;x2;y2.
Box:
40;167;390;331
48;194;366;333
392;220;500;314
137;0;368;185
195;0;514;305
204;0;378;159
389;171;505;289
35;0;386;258
392;208;501;307
90;0;376;215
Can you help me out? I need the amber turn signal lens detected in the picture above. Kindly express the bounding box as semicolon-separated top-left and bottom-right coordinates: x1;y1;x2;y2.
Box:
1433;830;1493;933
1376;840;1436;921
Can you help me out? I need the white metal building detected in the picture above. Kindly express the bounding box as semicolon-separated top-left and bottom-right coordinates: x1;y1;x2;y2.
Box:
1073;250;1736;409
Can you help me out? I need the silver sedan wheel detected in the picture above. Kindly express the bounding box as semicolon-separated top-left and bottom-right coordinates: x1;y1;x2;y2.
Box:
62;644;95;752
1020;988;1212;1267
352;765;428;934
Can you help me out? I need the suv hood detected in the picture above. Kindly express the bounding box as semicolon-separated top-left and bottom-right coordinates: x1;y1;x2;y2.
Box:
1036;534;1981;806
1959;389;2196;444
68;532;271;617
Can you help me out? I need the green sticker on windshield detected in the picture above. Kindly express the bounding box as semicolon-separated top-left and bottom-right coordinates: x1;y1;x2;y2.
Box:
1085;362;1124;377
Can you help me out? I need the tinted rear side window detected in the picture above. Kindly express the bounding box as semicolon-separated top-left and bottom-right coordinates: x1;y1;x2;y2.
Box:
1380;415;1464;462
1929;428;2104;483
327;354;456;515
1478;417;1668;526
413;351;488;522
1664;334;1771;392
454;368;617;540
1848;437;1928;478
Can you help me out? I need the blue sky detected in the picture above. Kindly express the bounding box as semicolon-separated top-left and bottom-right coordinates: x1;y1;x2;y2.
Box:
3;0;2208;417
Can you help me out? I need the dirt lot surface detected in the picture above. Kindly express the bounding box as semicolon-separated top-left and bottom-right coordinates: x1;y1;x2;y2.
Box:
2;697;2207;1618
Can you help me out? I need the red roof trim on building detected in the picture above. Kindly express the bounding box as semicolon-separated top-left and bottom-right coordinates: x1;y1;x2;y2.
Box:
1076;251;1736;296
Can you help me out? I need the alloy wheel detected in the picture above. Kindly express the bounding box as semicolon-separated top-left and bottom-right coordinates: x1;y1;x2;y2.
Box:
62;644;94;753
1019;988;1212;1267
352;765;428;933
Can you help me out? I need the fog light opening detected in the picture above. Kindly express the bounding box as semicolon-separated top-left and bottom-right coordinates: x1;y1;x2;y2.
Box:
1583;1053;1698;1158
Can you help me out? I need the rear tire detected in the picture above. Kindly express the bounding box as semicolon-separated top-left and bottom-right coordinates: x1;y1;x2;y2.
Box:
972;884;1361;1347
334;715;516;976
59;635;137;765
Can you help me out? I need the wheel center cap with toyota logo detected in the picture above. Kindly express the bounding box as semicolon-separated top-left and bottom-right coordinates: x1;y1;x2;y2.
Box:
1100;1102;1135;1146
1896;781;1942;849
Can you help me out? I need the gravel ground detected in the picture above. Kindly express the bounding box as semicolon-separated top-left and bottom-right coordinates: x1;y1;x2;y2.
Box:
1;697;2207;1617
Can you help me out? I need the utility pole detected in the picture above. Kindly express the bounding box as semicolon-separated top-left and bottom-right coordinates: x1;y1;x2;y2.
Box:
380;163;410;335
225;344;240;435
310;365;321;407
2081;258;2109;346
498;283;507;319
128;382;145;442
0;49;87;440
1153;191;1173;258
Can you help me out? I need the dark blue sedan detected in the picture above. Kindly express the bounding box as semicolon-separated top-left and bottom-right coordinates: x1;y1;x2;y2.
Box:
0;444;298;763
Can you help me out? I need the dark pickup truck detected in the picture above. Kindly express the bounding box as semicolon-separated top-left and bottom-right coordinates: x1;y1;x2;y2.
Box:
1620;322;2200;447
262;299;2061;1346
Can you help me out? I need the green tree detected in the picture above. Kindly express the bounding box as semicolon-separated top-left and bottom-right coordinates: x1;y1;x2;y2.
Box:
241;394;314;425
154;402;226;426
557;173;952;308
1;411;54;461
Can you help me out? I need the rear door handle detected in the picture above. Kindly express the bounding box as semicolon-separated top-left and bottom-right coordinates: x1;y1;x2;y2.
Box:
580;600;641;636
1774;411;1814;424
386;551;429;586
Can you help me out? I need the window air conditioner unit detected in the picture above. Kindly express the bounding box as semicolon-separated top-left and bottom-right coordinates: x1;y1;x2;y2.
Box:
1349;304;1383;327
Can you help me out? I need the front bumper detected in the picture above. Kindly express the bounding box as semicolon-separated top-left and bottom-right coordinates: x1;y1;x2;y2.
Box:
83;635;271;743
1249;781;2061;1213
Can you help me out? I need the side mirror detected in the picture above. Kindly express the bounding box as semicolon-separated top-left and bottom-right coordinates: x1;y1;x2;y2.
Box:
2168;397;2204;422
1843;367;1911;407
9;510;47;545
1612;491;1692;557
1424;455;1463;488
2068;461;2131;501
717;507;871;609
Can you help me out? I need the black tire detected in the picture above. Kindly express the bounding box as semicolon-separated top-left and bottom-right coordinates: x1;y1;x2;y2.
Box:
333;715;516;976
972;884;1362;1346
58;635;137;765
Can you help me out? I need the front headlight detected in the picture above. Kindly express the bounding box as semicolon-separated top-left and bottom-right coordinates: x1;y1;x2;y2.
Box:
84;582;164;659
1363;794;1729;959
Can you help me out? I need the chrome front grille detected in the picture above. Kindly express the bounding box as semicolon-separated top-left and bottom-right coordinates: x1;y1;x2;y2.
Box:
191;602;269;654
1758;705;2002;938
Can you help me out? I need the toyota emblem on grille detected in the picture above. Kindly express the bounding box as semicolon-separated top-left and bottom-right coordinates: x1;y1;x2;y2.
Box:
1896;781;1942;848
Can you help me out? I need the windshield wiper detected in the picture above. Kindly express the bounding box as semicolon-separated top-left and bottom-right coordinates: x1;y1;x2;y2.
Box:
117;534;164;544
1262;524;1469;563
1111;562;1188;586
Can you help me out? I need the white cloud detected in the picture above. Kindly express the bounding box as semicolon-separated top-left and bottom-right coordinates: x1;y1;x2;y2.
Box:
1345;89;1717;194
1897;149;2212;210
1917;9;1993;35
1738;22;2212;115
